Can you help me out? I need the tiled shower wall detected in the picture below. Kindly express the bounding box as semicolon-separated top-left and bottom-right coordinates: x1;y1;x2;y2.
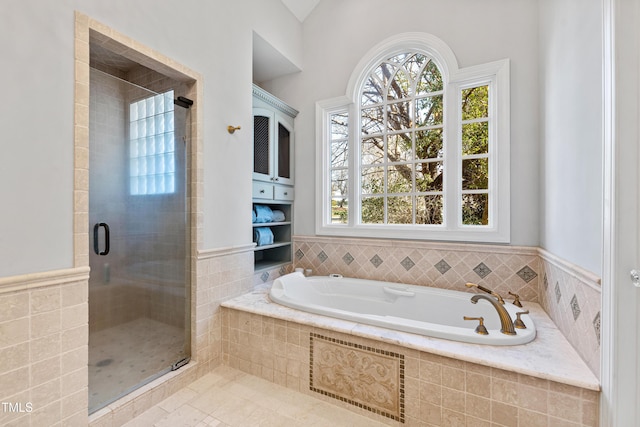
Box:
280;236;601;380
88;63;189;333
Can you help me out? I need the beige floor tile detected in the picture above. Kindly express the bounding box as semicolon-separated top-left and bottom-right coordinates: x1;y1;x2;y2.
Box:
127;366;393;427
154;404;209;427
121;406;168;427
194;415;228;427
157;387;199;413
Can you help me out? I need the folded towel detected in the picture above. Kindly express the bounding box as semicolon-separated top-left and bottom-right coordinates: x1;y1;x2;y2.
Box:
252;210;257;223
254;205;273;223
253;227;274;246
271;210;285;222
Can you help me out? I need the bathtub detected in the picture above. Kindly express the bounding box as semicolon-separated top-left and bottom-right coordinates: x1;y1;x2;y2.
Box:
269;272;535;345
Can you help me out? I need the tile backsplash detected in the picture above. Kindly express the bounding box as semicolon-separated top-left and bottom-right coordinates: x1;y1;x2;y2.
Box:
291;236;541;303
538;250;601;379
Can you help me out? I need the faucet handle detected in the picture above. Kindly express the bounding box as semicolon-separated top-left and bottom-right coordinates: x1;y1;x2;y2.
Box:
464;316;489;335
514;310;530;329
508;292;523;307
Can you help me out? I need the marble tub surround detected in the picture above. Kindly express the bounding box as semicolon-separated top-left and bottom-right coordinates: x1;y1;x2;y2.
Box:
538;250;601;379
222;287;599;426
292;236;602;381
222;284;599;391
293;236;541;303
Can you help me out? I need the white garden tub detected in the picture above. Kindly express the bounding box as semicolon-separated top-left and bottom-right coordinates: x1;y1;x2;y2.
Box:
269;272;535;345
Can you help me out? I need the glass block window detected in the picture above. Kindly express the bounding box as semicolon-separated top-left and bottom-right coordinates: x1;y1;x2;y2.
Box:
129;90;175;195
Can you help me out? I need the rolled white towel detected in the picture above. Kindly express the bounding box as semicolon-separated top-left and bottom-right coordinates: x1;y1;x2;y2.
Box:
253;227;274;246
271;210;286;222
254;205;273;223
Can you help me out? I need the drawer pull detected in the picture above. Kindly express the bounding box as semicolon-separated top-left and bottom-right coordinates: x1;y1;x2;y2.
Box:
260;189;265;194
284;192;288;196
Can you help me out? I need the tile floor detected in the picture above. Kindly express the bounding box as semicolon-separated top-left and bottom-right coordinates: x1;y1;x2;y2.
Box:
123;365;390;427
89;318;187;413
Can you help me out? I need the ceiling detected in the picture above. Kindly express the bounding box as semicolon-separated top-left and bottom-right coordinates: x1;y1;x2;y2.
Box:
280;0;321;22
92;1;321;84
252;1;319;83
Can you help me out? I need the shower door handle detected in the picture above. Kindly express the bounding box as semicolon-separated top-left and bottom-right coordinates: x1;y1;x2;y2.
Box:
93;223;110;256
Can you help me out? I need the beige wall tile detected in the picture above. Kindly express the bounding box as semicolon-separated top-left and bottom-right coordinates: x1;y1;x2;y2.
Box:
0;366;30;398
0;318;29;348
548;391;582;423
31;287;61;314
491;401;518;427
0;342;29;371
466;371;491;397
466;393;491;420
0;293;29;323
31;310;61;339
31;355;62;386
223;308;601;427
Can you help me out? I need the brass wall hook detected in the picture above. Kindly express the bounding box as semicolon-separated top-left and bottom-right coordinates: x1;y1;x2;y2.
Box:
227;125;241;134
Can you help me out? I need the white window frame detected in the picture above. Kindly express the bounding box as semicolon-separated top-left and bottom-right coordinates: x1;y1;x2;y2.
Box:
316;33;510;243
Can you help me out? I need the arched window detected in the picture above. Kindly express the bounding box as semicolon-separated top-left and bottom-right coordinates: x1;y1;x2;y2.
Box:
317;33;510;243
359;52;445;225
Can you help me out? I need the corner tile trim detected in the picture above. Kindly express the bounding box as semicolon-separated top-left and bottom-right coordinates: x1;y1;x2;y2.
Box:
293;235;539;256
0;266;90;294
197;243;256;260
538;248;601;290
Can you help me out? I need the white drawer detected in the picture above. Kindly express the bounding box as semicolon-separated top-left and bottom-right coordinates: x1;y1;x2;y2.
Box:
252;182;273;199
274;185;294;201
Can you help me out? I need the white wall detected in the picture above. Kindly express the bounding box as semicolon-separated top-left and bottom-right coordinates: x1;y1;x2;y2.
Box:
0;0;302;277
265;0;540;247
0;0;604;278
538;0;603;275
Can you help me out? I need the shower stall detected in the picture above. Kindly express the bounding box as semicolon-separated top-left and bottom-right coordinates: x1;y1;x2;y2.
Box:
88;61;192;413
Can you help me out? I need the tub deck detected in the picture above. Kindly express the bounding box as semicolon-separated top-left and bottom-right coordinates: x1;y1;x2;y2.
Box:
221;282;599;391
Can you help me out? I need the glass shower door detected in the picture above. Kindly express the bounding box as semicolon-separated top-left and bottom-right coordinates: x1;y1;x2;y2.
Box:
88;68;191;413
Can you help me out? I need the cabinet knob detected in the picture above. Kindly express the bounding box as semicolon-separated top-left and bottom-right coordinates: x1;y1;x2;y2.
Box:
284;192;288;196
275;178;279;182
260;189;265;194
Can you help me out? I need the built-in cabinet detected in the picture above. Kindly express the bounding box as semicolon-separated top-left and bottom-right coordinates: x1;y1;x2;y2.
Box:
252;84;298;271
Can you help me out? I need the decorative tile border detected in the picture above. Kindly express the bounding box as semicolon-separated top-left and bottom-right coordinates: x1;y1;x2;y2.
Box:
293;236;541;303
309;333;405;422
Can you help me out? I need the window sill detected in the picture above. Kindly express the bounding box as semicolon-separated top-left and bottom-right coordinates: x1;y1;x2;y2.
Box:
315;224;510;244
